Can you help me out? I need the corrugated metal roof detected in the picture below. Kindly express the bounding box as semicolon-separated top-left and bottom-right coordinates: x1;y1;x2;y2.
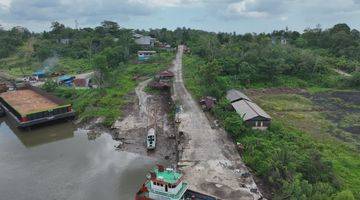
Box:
231;100;271;121
226;89;252;103
158;70;174;77
135;36;155;46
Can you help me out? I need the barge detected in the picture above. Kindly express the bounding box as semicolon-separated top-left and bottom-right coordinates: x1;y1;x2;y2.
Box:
0;84;75;128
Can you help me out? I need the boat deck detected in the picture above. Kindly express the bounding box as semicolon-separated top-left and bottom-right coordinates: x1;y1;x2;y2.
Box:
0;89;59;115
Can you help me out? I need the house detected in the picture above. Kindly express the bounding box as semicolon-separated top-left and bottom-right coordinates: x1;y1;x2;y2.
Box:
226;89;252;103
199;96;217;110
33;70;46;79
73;72;94;88
58;75;75;86
134;34;155;48
157;70;174;80
138;51;156;61
73;78;90;87
59;38;71;45
231;100;271;130
14;26;28;33
227;89;271;130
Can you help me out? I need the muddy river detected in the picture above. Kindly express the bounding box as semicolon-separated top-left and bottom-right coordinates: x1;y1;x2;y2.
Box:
0;118;163;200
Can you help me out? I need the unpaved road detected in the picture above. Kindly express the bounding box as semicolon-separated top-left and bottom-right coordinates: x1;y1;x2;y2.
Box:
172;46;262;200
113;78;178;163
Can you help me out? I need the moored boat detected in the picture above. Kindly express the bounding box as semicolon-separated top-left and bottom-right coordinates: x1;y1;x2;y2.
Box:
136;165;188;200
135;165;217;200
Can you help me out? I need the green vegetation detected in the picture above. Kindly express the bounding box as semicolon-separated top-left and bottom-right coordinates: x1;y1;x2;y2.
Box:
46;52;173;126
182;23;360;199
0;21;174;126
1;20;359;199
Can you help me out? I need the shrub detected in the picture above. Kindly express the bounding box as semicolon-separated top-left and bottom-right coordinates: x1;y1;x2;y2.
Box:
42;79;58;92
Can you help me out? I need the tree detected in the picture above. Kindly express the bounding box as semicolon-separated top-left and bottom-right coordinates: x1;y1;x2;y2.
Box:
332;190;355;200
330;23;351;34
224;114;246;138
93;54;108;87
348;72;360;88
101;20;120;35
51;21;65;35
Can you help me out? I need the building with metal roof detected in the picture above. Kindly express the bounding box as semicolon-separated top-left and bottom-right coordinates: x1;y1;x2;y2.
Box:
227;89;271;130
135;35;155;47
226;89;252;103
231;100;271;130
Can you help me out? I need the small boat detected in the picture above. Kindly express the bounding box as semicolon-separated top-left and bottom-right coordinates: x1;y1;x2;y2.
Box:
135;165;217;200
147;128;156;150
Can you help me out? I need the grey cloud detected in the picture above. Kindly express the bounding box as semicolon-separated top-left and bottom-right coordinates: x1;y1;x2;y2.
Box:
0;0;153;24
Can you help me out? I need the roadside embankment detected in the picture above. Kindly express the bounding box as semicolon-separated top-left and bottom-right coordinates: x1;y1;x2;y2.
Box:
172;45;263;200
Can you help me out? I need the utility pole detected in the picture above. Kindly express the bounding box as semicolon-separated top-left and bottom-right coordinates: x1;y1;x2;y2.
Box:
75;20;79;30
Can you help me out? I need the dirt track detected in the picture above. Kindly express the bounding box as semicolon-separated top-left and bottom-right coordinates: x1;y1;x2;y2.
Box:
112;78;178;163
172;46;262;200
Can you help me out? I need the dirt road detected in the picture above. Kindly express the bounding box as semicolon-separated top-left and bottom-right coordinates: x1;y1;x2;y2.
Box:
172;46;262;200
113;78;178;163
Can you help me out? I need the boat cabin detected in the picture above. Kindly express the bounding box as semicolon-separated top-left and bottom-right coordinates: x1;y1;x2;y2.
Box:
136;165;188;200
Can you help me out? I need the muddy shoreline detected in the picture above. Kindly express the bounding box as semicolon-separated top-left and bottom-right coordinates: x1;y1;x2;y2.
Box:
79;77;179;165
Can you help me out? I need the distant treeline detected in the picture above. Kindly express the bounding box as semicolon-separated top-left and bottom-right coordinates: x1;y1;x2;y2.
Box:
145;23;360;93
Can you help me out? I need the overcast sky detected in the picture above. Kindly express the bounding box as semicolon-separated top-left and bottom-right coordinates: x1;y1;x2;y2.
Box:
0;0;359;33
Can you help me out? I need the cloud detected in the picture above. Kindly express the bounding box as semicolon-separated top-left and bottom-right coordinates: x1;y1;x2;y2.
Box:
128;0;201;7
0;0;360;32
226;0;268;18
1;0;154;21
213;0;289;20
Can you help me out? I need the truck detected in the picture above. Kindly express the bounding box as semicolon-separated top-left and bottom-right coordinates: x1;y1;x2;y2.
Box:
0;84;75;128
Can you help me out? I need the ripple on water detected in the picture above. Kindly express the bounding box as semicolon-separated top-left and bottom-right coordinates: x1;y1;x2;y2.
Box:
0;118;163;200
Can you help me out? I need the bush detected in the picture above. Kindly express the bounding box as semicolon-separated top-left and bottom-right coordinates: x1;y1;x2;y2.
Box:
223;114;247;137
333;190;355;200
42;79;58;92
347;72;360;88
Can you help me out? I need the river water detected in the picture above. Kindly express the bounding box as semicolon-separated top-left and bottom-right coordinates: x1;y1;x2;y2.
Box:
0;118;162;200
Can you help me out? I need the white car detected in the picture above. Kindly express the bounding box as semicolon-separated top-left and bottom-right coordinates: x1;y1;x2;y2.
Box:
146;128;156;150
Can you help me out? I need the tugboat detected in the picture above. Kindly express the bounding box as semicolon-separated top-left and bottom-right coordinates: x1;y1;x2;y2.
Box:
135;165;217;200
136;165;188;200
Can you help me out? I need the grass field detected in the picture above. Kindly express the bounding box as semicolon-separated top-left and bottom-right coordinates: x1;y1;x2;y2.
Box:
250;91;360;198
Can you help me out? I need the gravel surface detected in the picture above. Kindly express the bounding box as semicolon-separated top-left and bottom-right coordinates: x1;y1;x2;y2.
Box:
172;46;263;200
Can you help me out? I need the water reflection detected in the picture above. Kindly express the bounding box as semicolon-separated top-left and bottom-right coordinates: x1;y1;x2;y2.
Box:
0;118;75;148
0;117;165;200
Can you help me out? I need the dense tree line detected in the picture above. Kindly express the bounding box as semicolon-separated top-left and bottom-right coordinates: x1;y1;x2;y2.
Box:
33;21;136;62
0;26;31;58
164;23;360;97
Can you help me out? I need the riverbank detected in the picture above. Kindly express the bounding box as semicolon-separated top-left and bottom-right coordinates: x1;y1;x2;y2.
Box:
111;77;178;164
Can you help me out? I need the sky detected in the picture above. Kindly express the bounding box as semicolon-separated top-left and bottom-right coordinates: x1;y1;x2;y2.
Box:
0;0;359;33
